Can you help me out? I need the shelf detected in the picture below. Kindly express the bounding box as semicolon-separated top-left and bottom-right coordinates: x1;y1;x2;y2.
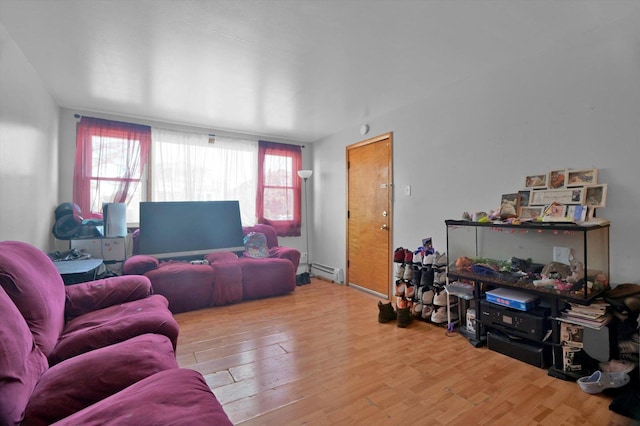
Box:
447;270;606;305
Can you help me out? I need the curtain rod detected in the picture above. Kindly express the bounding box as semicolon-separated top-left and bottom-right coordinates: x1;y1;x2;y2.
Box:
73;114;305;147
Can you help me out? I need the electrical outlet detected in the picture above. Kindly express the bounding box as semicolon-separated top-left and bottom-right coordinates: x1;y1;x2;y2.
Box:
404;185;411;196
300;252;308;263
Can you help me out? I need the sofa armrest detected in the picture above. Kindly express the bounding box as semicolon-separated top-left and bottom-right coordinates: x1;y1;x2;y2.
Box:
123;255;159;275
64;275;153;320
268;247;301;270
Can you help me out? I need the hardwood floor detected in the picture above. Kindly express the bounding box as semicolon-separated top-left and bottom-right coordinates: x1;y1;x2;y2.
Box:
174;279;637;425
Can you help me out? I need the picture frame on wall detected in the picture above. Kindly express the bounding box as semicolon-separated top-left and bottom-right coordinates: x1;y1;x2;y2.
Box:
566;169;598;187
548;169;566;189
524;174;547;189
500;193;520;218
584;184;607;208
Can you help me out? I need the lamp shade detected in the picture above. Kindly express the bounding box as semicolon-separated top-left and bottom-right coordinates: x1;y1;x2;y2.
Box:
297;170;313;179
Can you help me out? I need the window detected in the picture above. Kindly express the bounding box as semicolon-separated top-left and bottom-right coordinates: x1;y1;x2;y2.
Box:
73;117;150;222
150;128;258;225
257;141;302;236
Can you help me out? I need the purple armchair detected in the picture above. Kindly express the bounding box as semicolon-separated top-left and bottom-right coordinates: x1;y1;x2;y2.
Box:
0;241;232;425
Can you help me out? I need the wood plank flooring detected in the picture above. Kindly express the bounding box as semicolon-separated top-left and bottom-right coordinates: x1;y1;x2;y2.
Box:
174;279;638;425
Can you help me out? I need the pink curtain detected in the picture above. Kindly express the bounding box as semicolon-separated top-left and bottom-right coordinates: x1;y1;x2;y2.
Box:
73;117;151;218
257;141;302;236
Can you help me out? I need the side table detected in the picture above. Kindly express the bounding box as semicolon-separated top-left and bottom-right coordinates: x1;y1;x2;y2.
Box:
54;258;105;285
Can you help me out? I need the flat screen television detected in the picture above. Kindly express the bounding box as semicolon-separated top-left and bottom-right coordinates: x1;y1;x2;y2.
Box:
138;200;245;259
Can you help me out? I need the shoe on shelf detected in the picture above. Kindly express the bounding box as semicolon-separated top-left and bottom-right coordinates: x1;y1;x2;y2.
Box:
421;289;434;305
433;289;448;306
421;304;433;321
395;264;405;279
420;267;434;287
431;305;447;324
413;302;424;317
403;265;414;281
378;301;397;323
394;247;405;263
394;280;406;298
404;249;413;264
405;283;416;299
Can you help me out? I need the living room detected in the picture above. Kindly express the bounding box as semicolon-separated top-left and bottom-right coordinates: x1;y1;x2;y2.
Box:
2;1;640;424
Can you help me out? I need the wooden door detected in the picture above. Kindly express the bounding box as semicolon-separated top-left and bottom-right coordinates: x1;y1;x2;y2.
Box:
346;133;392;298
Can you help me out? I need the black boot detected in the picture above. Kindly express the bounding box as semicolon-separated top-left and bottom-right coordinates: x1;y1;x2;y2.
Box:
378;301;397;323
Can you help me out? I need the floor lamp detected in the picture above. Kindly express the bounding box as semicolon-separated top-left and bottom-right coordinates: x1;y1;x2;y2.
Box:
297;170;313;275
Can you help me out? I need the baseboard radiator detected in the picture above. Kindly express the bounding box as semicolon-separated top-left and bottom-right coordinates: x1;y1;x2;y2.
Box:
311;263;344;284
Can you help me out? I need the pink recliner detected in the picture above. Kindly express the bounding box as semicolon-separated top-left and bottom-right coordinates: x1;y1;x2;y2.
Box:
123;224;301;313
0;240;232;425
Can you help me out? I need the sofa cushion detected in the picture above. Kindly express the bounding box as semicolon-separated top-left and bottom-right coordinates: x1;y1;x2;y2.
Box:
24;333;178;425
122;255;159;275
210;261;243;306
238;257;296;300
145;262;215;314
0;286;48;426
51;369;233;426
0;241;66;358
50;295;179;364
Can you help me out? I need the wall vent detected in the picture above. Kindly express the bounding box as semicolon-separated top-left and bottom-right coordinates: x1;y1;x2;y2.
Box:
311;263;344;284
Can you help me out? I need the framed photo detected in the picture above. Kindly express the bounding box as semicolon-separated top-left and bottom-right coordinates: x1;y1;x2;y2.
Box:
518;190;531;207
548;169;566;189
530;188;585;206
518;206;543;220
566;205;588;222
500;193;520;218
524;174;547;189
584;184;607;208
543;202;568;218
566;169;598;187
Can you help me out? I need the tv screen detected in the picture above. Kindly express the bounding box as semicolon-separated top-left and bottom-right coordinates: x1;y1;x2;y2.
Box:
138;201;245;259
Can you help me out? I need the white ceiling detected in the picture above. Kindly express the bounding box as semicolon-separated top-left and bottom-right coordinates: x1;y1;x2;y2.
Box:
2;0;640;142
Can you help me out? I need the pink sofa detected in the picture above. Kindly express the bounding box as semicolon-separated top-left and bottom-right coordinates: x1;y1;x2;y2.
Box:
123;224;301;313
0;241;232;425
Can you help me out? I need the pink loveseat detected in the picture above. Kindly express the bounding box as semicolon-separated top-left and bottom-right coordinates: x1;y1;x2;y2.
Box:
123;224;301;313
0;241;232;425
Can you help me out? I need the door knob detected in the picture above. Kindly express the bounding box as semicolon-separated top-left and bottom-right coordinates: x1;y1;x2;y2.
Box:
380;224;388;230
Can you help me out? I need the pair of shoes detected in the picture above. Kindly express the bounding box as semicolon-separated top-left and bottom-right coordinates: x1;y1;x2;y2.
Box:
405;283;415;299
397;307;413;328
378;301;397;323
421;304;433;320
394;280;406;297
295;272;311;285
433;289;448;306
577;370;631;394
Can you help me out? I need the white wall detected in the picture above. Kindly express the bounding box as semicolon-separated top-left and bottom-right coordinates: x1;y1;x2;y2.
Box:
0;23;59;250
313;18;640;284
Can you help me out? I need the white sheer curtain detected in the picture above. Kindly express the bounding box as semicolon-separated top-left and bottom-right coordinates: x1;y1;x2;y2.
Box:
150;128;258;225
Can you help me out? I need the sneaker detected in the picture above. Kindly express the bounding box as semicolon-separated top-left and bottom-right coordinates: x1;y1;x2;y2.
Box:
404;249;413;264
403;266;413;281
423;254;434;266
431;305;447;323
378;301;397;323
412;251;423;265
395;264;405;279
394;247;405;263
397;297;408;309
413;302;424;317
433;289;448;306
394;280;406;298
422;304;434;321
435;271;447;286
420;267;434;287
405;283;415;299
397;307;413;328
422;289;434;305
433;251;447;268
